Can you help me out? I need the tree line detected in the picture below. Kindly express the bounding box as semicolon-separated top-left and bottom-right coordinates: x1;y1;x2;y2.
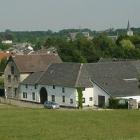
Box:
44;34;140;63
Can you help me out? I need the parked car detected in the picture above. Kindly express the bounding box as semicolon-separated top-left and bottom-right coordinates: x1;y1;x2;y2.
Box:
44;101;60;109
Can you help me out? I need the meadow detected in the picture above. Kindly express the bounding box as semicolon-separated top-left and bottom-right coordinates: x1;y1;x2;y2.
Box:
0;105;140;140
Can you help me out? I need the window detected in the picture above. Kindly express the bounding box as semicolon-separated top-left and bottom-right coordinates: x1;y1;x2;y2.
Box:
23;92;27;98
53;85;55;89
11;66;14;74
14;88;17;96
35;84;37;89
14;75;18;82
89;97;93;101
8;75;11;83
62;87;65;93
8;87;12;93
25;84;28;88
32;92;35;100
52;95;55;102
82;98;85;103
82;88;85;91
70;99;73;104
62;96;65;103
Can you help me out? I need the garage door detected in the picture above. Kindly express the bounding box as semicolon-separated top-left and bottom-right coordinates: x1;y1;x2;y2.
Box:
98;95;105;107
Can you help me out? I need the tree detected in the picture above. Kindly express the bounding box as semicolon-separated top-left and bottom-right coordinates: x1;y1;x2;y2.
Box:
93;34;117;58
0;43;11;51
34;42;42;51
44;38;54;48
120;39;135;50
77;88;83;109
0;58;7;72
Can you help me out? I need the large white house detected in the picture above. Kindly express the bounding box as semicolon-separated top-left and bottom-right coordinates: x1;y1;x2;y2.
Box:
19;61;140;108
20;63;110;108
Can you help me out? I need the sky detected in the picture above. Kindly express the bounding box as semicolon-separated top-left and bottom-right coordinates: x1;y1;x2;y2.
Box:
0;0;139;31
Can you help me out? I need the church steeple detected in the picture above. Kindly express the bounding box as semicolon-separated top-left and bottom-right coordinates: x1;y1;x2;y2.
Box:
127;20;133;36
127;20;130;31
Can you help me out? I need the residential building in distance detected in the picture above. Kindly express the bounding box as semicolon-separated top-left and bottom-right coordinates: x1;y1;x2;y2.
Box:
2;40;13;44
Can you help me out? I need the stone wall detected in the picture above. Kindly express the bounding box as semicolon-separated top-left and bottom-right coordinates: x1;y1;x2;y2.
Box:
0;97;44;108
128;99;138;109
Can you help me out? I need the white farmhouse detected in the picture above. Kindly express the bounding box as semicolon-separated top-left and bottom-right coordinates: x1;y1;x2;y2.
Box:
7;60;140;108
20;63;110;108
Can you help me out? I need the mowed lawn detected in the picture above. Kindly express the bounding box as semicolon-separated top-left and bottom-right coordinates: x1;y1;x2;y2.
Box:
0;105;140;140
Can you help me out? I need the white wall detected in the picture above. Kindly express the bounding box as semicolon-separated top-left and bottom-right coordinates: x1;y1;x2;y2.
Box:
120;96;140;103
20;84;78;107
82;88;94;106
2;40;12;44
20;74;30;82
42;85;77;107
93;83;110;106
20;84;95;107
20;84;40;102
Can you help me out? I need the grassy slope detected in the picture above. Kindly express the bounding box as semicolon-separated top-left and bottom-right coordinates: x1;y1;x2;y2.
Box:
0;105;140;140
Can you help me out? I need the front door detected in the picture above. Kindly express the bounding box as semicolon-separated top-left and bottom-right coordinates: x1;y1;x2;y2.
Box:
40;87;48;104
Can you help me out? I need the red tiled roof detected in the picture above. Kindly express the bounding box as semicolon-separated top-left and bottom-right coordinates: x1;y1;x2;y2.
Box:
0;52;11;60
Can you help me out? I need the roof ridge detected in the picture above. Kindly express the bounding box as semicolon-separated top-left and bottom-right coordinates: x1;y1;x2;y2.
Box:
34;71;45;84
36;65;51;84
75;63;83;87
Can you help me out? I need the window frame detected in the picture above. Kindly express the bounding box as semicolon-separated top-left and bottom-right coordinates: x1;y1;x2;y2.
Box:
62;96;65;103
14;75;18;82
23;92;27;99
53;85;55;89
11;66;14;74
8;75;11;83
70;99;73;104
52;95;55;102
35;84;37;89
89;97;93;101
82;98;85;103
32;92;35;100
62;87;65;93
25;84;28;89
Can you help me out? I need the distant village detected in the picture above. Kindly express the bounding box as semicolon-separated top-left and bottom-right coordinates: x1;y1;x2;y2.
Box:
0;21;140;109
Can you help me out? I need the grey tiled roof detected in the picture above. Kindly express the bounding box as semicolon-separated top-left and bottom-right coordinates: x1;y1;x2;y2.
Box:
21;71;43;85
86;61;140;97
38;63;93;88
21;61;140;97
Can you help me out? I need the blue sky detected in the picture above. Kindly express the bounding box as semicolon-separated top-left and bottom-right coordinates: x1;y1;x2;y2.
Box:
0;0;139;31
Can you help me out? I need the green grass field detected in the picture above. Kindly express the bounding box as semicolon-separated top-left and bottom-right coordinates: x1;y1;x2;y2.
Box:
0;105;140;140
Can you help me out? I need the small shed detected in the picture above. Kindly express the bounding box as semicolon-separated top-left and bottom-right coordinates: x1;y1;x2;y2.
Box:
128;99;138;109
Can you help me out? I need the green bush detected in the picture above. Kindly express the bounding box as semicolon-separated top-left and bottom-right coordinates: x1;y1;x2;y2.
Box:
109;98;128;109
